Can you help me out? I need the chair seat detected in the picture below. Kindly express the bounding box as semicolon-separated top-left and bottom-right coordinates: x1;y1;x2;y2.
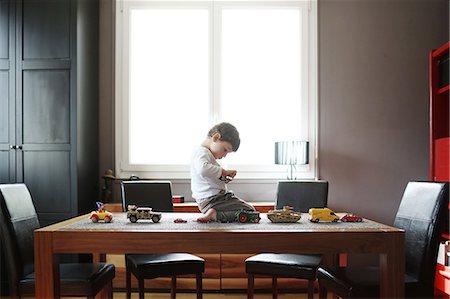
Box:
19;263;116;296
245;253;322;280
127;253;205;278
317;266;424;298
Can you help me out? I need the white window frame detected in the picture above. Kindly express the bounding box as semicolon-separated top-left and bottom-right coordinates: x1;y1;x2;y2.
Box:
115;0;318;180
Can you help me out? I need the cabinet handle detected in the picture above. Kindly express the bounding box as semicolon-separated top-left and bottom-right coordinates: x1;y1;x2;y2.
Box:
18;145;23;150
10;145;17;150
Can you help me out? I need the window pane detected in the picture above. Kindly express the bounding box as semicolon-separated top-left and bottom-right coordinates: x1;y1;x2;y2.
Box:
129;8;209;165
220;7;303;165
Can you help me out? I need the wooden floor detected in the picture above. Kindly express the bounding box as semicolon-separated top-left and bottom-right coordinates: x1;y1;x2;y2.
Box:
108;292;321;299
0;291;328;299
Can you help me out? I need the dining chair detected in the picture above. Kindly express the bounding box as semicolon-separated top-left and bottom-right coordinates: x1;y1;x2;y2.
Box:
0;183;115;299
245;180;329;299
317;181;449;299
121;180;205;299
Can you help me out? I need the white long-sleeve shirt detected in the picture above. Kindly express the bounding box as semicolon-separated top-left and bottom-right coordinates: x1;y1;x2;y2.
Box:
190;145;226;204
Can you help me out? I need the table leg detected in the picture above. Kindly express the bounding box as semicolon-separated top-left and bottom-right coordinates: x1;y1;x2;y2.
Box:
379;233;405;298
35;231;60;298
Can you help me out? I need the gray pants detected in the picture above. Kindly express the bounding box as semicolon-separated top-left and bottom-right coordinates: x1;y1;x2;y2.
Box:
200;192;255;222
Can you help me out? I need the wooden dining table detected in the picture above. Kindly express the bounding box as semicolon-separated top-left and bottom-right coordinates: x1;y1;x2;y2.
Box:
34;212;405;298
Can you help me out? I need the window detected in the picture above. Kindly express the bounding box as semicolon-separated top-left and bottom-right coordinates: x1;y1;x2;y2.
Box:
116;0;317;179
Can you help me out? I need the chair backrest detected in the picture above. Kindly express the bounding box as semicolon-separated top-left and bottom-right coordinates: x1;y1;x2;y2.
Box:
276;180;328;212
121;180;174;212
0;183;40;296
393;181;449;295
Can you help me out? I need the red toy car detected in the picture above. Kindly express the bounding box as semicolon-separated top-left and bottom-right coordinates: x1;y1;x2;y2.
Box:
340;214;363;222
174;218;187;223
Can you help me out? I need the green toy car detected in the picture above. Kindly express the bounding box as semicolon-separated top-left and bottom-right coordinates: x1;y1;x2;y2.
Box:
235;210;261;223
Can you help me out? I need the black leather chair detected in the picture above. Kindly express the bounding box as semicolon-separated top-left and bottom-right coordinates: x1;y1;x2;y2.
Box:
0;183;115;299
245;180;329;299
121;180;205;299
317;181;449;299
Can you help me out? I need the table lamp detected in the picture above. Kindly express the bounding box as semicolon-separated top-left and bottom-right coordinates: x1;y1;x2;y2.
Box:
275;141;309;180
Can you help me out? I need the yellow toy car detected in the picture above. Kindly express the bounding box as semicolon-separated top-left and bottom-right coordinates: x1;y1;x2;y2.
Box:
89;201;113;223
308;207;339;223
89;210;113;223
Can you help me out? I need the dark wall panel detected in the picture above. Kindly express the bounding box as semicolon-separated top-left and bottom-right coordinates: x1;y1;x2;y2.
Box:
0;71;8;143
23;151;71;213
0;151;9;183
23;70;70;144
0;0;8;59
22;0;70;59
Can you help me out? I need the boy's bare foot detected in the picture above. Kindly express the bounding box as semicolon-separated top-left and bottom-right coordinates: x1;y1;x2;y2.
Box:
196;208;217;222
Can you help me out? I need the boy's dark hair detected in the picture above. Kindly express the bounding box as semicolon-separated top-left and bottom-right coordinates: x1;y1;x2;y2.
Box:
208;122;240;151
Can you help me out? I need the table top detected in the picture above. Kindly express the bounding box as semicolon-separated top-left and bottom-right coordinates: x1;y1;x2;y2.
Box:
38;212;402;233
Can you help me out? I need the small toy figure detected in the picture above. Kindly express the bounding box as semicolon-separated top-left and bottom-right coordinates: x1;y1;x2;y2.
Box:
235;210;261;223
340;213;363;222
101;169;115;203
174;218;187;223
308;207;339;223
267;206;301;223
127;205;162;223
89;201;113;223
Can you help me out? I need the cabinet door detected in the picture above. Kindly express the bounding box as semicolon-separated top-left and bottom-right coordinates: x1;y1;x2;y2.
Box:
18;0;74;225
0;0;15;184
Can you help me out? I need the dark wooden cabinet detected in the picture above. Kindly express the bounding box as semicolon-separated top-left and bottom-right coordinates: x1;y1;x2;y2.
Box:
0;2;99;294
0;0;99;225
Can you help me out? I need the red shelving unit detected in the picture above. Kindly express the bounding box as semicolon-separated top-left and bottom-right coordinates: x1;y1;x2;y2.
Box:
430;41;450;297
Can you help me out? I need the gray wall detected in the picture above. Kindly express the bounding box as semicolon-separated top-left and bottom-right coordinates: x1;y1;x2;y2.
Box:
99;0;449;225
319;0;448;224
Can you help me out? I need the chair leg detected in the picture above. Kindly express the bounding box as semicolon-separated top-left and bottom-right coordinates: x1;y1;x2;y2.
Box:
272;276;278;299
247;273;255;299
138;278;145;299
318;283;327;299
126;267;131;299
96;280;114;299
171;276;177;299
307;279;314;299
196;272;203;299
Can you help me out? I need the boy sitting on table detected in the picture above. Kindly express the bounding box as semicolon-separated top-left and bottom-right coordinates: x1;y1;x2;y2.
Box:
190;122;255;222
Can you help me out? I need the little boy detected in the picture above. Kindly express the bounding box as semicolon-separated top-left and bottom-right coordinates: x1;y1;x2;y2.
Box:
190;122;255;222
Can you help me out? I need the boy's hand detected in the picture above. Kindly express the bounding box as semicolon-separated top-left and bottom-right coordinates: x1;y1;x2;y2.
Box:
223;169;237;178
220;169;237;183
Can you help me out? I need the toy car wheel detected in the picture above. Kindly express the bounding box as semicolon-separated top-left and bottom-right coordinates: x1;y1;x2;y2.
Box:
129;215;137;223
105;216;111;223
91;216;98;223
341;218;347;222
332;219;338;222
313;219;319;223
357;218;362;222
152;215;160;223
254;217;260;223
239;214;248;223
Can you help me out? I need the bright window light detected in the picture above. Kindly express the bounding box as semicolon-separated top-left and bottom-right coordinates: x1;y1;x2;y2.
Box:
220;7;303;165
128;8;210;164
116;1;317;179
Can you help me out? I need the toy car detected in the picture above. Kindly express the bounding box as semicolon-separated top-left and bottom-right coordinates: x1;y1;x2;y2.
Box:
235;210;261;223
308;207;339;223
89;201;113;223
89;210;113;223
340;213;363;222
127;205;162;223
267;206;301;223
174;218;187;223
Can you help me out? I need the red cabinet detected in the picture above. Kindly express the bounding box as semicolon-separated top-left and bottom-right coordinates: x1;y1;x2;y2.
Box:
430;41;450;297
